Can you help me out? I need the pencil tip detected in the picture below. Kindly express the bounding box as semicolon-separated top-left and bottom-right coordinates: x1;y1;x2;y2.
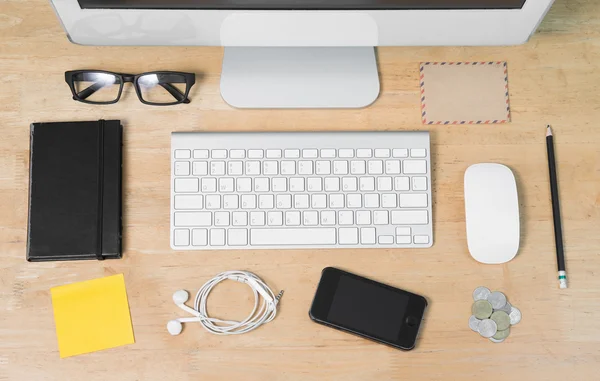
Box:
546;125;553;137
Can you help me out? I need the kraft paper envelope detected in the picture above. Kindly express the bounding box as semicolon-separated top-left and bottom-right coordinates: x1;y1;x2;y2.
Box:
51;274;135;358
420;62;511;125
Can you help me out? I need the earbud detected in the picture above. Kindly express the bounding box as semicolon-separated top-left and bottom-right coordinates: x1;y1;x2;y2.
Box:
167;320;183;336
173;289;189;305
167;290;202;336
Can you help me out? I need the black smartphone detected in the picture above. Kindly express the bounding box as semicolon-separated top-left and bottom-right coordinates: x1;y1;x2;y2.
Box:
309;267;427;351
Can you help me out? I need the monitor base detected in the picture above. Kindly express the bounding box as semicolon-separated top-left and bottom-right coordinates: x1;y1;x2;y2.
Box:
220;47;380;109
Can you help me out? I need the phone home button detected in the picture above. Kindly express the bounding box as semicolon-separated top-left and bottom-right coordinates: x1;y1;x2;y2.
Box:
405;316;419;327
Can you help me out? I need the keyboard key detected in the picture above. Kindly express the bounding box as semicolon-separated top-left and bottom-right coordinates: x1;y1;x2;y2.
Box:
173;229;189;246
375;149;390;158
174;212;211;227
175;195;203;210
205;195;221;209
232;211;248;226
381;194;397;208
254;178;270;192
210;161;226;175
403;160;427;174
268;211;283;226
201;178;217;193
324;177;340;192
277;194;292;209
294;194;310;209
285;211;301;226
214;211;230;226
230;149;245;159
250;211;265;226
339;228;359;245
364;194;379;208
219;178;234;192
411;149;427;158
237;178;252;192
394;177;410;191
377;177;393;191
241;194;256;209
356;210;371;225
316;161;331;175
272;177;287;192
351;161;366;175
338;211;354;225
379;235;394;244
289;177;305;192
228;229;248;246
368;160;383;175
361;227;376;244
320;149;336;158
303;211;319;226
307;177;322;192
414;235;430;244
320;211;336;225
392;148;408;158
413;177;428;191
347;194;362;208
339;149;354;158
193;161;208;176
284;149;300;158
359;177;375;191
192;229;208;246
228;161;243;175
311;194;327;209
259;194;274;209
248;149;263;159
223;195;239;209
175;178;199;193
246;161;261;175
298;161;314;175
385;160;401;174
212;150;227;159
391;210;428;224
251;228;336;245
174;162;190;176
210;229;226;245
174;149;191;159
193;149;209;159
396;235;412;244
356;149;372;158
303;149;318;158
399;194;428;208
281;161;296;175
329;194;344;208
333;161;348;175
342;177;358;192
373;210;389;225
266;149;282;159
396;227;411;235
263;161;278;175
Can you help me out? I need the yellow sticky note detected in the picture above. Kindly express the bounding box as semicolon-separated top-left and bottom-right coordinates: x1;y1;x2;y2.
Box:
51;274;135;358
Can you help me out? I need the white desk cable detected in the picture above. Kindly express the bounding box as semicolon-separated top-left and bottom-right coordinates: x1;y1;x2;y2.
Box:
167;270;284;336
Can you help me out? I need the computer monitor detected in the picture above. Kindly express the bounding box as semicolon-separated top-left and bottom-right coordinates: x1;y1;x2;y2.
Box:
50;0;555;108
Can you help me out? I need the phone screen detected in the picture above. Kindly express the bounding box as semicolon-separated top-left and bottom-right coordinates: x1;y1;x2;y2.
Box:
327;275;410;341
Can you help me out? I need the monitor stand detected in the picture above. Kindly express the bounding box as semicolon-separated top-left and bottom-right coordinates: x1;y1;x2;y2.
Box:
220;47;380;109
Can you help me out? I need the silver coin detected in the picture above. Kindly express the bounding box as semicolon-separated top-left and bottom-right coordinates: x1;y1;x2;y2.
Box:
473;286;491;301
509;306;522;325
496;301;512;314
489;337;505;343
469;315;481;332
477;319;498;338
487;291;507;309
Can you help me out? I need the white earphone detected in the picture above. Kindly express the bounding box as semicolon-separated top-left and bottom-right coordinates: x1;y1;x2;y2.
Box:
167;271;283;336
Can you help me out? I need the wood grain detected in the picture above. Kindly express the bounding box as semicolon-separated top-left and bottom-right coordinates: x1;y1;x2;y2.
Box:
1;0;600;380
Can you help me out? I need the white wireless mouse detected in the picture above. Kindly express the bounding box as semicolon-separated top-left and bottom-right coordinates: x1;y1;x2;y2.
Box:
464;163;520;264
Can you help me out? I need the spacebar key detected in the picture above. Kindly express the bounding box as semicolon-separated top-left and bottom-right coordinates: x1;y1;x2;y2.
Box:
250;228;336;246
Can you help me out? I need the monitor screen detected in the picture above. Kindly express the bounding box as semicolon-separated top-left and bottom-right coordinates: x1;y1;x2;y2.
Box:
78;0;526;11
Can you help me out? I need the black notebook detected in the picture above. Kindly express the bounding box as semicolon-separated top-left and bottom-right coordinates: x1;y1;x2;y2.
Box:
27;120;123;261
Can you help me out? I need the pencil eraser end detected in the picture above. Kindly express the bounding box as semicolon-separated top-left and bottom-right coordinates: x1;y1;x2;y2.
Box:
559;279;568;289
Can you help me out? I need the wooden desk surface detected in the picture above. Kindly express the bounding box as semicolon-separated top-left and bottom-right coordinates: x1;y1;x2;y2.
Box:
1;1;600;380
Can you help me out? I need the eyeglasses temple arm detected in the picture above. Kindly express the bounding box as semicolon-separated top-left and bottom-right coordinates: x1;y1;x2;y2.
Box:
159;82;190;104
76;82;105;100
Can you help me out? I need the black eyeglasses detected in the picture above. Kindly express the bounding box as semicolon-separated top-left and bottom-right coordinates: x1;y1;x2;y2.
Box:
65;70;196;106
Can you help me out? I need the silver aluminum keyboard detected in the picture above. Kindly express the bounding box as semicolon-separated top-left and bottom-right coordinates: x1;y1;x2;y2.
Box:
170;131;432;250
